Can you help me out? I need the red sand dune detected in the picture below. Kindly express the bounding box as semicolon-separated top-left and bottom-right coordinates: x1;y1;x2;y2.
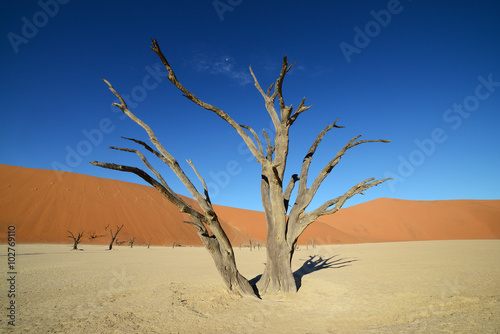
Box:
0;164;499;246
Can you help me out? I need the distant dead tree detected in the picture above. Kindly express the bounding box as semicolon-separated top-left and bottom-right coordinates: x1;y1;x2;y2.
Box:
91;39;390;296
147;237;152;249
128;237;135;248
104;224;124;250
115;238;126;246
306;239;317;250
87;231;105;241
67;230;85;250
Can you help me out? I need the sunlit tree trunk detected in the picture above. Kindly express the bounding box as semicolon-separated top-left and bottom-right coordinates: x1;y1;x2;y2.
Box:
92;39;391;296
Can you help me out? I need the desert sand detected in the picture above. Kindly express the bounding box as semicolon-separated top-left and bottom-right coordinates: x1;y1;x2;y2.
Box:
1;240;499;333
1;164;499;247
1;164;499;332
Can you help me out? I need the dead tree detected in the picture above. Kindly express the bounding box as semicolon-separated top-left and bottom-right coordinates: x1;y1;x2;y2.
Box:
87;231;104;241
129;237;135;248
104;224;124;250
67;230;85;250
147;237;152;249
115;238;126;246
91;39;390;296
306;239;317;250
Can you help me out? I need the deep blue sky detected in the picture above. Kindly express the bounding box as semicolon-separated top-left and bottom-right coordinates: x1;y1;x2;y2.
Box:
1;0;499;211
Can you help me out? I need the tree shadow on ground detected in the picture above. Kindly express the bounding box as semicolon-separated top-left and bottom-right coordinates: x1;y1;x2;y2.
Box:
293;255;357;291
248;255;357;292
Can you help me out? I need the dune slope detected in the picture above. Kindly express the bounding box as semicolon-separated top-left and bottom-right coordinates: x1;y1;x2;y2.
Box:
0;164;499;246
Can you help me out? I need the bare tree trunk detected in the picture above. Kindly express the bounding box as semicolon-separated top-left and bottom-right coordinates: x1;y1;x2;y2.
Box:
92;39;391;297
67;230;85;250
204;237;255;296
91;41;261;297
257;233;296;293
186;216;257;297
105;224;124;250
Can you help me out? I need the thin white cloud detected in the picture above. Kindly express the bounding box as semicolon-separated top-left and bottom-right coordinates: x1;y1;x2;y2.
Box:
191;53;252;85
292;64;332;78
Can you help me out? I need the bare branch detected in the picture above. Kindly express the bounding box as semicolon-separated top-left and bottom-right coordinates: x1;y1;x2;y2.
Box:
309;136;391;196
289;97;313;125
262;130;274;161
100;79;215;217
249;65;269;99
106;144;198;214
91;161;207;223
294;177;392;238
288;121;390;232
270;56;294;117
87;231;104;241
122;137;163;159
183;219;208;235
283;174;299;213
150;39;264;164
296;120;343;198
266;82;275;97
104;224;124;250
67;230;85;250
187;159;211;204
108;145;171;193
116;137;211;207
249;65;281;130
240;124;263;155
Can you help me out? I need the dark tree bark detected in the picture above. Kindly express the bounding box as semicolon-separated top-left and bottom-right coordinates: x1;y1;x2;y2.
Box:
92;39;391;296
67;230;85;250
129;237;135;248
105;224;123;250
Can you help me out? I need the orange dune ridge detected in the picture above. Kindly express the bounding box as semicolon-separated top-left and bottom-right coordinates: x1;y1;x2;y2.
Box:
0;164;499;246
